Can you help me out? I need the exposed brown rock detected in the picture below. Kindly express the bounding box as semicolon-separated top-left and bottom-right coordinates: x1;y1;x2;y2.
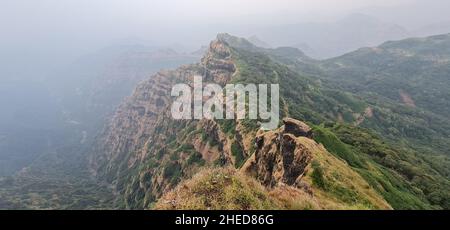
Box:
281;134;312;185
89;36;238;207
241;120;313;188
282;118;313;138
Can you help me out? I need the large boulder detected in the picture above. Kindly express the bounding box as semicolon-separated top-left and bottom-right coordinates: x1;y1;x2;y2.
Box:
282;118;313;138
241;120;313;188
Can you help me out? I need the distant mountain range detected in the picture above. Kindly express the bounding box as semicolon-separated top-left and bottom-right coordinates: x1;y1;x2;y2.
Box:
245;14;450;59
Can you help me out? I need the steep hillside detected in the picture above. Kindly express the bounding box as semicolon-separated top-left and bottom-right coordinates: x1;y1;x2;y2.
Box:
91;34;450;210
323;33;450;118
263;34;450;209
156;119;390;210
90;38;238;208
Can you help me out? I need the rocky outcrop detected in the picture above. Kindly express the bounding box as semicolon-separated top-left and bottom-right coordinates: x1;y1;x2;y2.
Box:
242;118;313;188
89;35;239;208
282;118;313;138
240;118;392;210
201;39;236;85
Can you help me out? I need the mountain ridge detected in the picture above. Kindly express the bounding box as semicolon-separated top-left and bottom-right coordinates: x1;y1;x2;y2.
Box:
90;33;450;209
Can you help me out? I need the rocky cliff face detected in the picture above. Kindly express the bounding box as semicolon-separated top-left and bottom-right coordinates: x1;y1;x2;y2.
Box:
90;34;393;210
89;35;247;208
242;118;313;188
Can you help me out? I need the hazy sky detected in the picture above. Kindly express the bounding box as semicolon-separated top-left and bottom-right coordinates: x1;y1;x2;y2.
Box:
1;1;416;39
1;0;449;75
1;0;447;47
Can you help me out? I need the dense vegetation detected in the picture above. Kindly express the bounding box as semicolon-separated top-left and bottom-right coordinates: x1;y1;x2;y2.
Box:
222;34;450;209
